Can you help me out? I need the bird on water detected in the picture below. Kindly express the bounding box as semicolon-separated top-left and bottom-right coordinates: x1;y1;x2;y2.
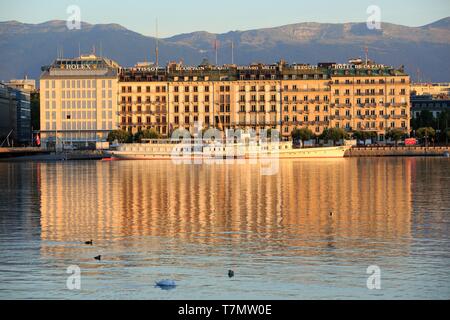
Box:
94;255;102;261
85;240;93;245
228;270;235;278
155;279;177;288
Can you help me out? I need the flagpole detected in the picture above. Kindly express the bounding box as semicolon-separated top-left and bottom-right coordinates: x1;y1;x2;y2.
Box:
215;40;218;66
231;41;234;65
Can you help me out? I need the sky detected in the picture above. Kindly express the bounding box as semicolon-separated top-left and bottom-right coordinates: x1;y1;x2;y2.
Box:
1;0;450;37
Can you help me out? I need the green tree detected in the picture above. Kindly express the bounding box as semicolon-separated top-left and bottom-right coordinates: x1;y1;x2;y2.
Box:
352;130;366;141
107;130;131;143
416;127;436;147
437;110;450;143
142;129;161;140
133;131;144;143
319;128;329;141
291;127;314;146
353;131;377;145
386;128;406;146
321;127;348;146
133;129;161;143
30;91;40;130
412;110;436;130
416;127;436;138
352;131;376;145
266;128;281;141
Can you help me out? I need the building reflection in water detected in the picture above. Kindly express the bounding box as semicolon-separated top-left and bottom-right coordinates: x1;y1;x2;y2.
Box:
0;163;41;240
39;159;413;259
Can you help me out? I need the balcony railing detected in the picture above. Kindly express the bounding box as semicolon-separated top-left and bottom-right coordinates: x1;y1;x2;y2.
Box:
120;122;167;126
283;88;331;93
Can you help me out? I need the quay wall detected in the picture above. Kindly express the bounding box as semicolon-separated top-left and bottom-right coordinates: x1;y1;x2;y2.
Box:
0;147;49;159
0;149;103;161
346;146;450;157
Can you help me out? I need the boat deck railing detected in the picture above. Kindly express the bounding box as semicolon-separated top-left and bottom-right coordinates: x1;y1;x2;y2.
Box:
139;139;290;146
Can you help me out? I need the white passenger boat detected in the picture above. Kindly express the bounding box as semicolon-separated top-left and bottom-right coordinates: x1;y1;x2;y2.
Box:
104;140;350;160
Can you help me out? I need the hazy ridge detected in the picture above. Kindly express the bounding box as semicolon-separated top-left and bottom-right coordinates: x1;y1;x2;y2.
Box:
0;17;449;81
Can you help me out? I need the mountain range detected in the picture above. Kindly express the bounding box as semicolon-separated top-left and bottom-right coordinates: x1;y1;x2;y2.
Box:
0;17;450;82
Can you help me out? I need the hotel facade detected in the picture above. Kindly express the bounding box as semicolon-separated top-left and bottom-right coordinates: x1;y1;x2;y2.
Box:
40;55;410;146
40;54;120;147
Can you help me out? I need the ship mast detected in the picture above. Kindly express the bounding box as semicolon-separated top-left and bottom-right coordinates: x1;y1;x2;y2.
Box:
364;46;369;65
231;40;234;65
155;18;159;70
214;39;218;66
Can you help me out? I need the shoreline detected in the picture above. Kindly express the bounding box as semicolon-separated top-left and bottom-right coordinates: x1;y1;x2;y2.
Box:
1;146;449;162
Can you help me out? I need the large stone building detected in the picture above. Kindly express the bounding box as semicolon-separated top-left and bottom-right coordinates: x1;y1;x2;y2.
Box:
118;60;410;141
411;83;450;97
327;64;410;141
410;82;450;120
411;95;450;119
4;78;36;93
40;55;410;146
39;54;120;148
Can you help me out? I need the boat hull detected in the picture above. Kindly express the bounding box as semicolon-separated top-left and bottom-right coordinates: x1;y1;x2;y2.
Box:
105;145;350;160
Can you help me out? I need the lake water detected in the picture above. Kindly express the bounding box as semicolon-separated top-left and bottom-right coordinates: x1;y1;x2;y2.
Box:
0;158;449;300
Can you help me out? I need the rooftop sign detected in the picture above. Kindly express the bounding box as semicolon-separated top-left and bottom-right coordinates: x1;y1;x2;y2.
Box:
331;63;388;70
122;67;163;72
292;65;318;70
60;63;98;70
